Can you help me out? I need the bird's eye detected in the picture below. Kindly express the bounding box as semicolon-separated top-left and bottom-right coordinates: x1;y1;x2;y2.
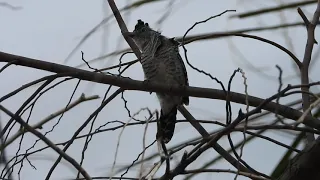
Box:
141;28;146;32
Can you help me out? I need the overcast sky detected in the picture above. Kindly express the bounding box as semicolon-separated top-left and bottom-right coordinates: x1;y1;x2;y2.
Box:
0;0;319;180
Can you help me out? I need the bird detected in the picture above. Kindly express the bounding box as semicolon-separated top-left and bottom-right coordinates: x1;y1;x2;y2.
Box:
127;19;189;143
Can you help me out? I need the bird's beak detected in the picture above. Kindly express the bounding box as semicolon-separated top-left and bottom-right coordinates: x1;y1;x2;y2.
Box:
125;32;136;38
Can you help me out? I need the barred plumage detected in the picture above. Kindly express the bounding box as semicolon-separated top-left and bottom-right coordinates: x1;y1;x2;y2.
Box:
128;19;189;143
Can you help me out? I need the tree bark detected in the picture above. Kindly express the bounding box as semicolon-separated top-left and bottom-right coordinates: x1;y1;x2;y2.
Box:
278;136;320;180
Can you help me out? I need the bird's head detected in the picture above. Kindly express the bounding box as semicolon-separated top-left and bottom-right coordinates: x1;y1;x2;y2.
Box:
127;19;160;50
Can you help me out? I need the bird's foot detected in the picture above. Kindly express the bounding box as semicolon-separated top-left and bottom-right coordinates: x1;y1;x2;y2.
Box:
143;79;153;94
169;84;181;96
181;84;188;93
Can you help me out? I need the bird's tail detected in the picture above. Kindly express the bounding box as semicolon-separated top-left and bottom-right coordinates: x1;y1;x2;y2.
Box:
157;107;177;143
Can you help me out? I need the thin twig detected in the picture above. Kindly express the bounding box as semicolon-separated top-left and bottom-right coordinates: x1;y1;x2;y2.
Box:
0;94;99;150
0;105;92;180
231;0;317;18
184;32;302;68
109;108;151;180
77;20;315;68
139;110;155;178
45;88;123;180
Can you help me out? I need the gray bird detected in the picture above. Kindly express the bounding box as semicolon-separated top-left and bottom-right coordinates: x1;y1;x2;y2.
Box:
128;19;189;143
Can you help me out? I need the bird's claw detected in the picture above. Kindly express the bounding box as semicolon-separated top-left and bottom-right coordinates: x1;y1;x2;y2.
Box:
181;84;188;91
143;79;153;94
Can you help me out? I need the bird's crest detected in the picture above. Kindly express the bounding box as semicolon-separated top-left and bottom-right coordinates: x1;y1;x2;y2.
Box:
134;19;149;31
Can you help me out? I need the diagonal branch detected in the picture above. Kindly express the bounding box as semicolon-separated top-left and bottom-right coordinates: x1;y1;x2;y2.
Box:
177;106;257;176
107;0;141;59
165;84;304;179
0;94;99;150
0;105;92;180
44;88;122;179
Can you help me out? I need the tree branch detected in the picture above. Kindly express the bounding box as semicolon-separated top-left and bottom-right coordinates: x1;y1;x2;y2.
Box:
0;105;92;180
0;94;99;150
0;51;319;130
298;1;320;144
231;0;318;19
277;1;320;179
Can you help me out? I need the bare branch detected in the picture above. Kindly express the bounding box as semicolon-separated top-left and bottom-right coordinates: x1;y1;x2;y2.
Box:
183;32;302;68
0;94;99;150
231;0;318;19
76;20;319;68
298;0;320;144
45;88;122;180
182;168;269;180
0;105;92;180
0;51;319;130
107;0;141;59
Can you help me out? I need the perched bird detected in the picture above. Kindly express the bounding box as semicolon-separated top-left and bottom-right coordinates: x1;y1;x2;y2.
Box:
128;19;189;143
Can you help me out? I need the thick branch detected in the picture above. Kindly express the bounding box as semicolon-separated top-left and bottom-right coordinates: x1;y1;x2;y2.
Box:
278;136;320;180
107;0;141;59
0;51;319;130
177;106;259;177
